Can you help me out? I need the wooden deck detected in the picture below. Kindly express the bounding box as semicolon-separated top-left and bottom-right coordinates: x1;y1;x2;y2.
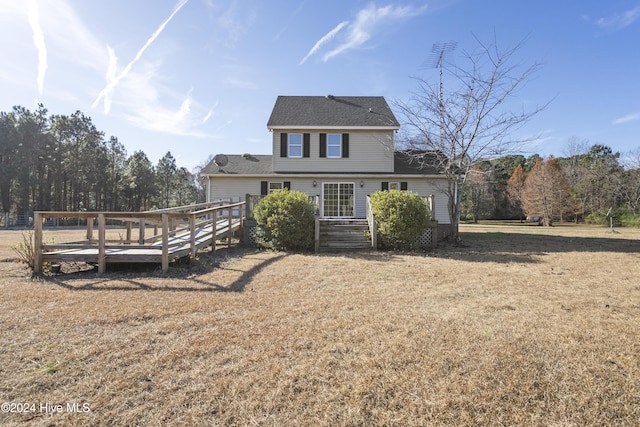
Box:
34;201;245;273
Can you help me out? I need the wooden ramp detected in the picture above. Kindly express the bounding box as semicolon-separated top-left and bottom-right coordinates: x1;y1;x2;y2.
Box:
34;201;245;273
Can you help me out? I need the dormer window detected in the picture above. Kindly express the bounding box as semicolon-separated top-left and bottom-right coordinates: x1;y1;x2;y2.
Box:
288;133;302;158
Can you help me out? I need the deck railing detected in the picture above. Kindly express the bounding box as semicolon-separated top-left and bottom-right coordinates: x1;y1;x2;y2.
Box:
33;200;245;274
365;196;377;249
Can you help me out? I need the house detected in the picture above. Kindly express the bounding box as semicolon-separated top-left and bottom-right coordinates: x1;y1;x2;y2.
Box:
199;95;454;240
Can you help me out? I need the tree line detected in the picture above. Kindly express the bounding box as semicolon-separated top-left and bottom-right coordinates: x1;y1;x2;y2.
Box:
460;141;640;226
0;105;199;225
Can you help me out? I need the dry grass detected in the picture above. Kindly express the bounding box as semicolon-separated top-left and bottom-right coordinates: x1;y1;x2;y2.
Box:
0;223;639;426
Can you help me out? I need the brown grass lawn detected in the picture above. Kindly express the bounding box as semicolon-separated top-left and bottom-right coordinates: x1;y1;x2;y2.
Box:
0;224;639;426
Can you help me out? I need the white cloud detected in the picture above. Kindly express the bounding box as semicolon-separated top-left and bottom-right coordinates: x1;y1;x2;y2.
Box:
300;21;349;65
596;6;640;29
301;3;428;63
212;0;257;48
117;68;217;137
613;112;640;125
92;0;189;114
27;0;47;95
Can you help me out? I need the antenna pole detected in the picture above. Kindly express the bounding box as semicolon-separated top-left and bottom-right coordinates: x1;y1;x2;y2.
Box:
430;41;457;152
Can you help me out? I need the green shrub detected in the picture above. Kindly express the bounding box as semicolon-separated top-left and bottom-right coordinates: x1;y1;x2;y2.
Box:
583;212;608;226
369;190;431;250
254;189;316;251
619;211;640;228
584;211;622;227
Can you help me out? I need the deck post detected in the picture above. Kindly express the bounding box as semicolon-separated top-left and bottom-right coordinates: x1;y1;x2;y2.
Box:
139;219;145;244
245;193;252;219
314;213;320;253
34;212;43;274
126;221;132;243
86;217;94;242
371;215;377;249
161;213;169;272
98;213;106;274
189;214;196;260
228;210;232;246
211;208;217;253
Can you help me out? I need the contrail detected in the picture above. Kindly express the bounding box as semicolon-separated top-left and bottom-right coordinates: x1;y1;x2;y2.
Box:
27;0;47;95
299;21;348;65
92;0;189;113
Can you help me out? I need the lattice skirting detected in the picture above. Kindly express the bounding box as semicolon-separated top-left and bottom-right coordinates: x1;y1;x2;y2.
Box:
243;219;437;249
243;220;259;246
419;227;434;249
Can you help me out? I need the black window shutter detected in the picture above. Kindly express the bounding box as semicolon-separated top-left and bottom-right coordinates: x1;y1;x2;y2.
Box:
319;133;327;158
381;182;389;191
284;181;291;190
342;133;349;158
303;134;310;158
280;133;288;158
260;181;268;195
400;182;408;191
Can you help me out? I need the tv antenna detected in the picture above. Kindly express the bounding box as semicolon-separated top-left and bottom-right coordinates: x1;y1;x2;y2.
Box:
430;41;457;69
428;41;457;147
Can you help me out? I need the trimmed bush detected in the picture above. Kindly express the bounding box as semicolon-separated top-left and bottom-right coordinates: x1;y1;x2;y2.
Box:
369;190;431;250
254;189;316;251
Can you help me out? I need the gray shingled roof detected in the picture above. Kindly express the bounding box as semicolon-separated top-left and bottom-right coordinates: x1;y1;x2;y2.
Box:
200;154;273;175
393;151;443;175
267;96;400;129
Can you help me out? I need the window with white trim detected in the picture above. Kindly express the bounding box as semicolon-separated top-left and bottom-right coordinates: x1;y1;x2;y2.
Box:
288;134;302;158
269;182;283;193
327;134;342;158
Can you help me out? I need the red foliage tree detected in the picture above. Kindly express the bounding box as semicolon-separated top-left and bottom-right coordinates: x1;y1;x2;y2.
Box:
521;157;570;226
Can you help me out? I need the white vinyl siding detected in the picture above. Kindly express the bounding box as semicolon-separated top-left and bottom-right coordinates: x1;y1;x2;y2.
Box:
206;176;450;224
272;130;394;173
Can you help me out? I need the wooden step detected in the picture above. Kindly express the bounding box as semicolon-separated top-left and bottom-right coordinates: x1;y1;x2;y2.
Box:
318;219;372;251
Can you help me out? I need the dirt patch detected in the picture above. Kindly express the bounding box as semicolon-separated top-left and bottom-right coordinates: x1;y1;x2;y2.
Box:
0;224;639;426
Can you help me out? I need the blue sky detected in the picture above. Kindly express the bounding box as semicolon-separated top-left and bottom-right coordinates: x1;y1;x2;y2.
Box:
1;0;639;169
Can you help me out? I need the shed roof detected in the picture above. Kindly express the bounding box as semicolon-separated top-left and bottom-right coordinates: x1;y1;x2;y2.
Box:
199;154;272;175
267;96;400;129
200;152;445;176
393;151;443;175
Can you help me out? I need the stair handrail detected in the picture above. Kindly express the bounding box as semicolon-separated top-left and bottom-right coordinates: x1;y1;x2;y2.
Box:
366;196;377;249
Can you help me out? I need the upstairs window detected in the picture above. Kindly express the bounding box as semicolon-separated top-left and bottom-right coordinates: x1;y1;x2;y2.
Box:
288;133;302;158
327;134;342;158
320;133;349;158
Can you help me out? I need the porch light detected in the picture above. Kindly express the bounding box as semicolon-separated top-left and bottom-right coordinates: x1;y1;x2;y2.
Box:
360;180;364;187
313;180;317;187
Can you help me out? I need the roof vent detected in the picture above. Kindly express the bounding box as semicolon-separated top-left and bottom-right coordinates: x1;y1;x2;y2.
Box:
326;94;335;100
242;153;251;158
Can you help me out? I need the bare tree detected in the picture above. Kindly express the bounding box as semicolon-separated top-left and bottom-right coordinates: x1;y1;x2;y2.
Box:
394;35;547;241
461;167;492;223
